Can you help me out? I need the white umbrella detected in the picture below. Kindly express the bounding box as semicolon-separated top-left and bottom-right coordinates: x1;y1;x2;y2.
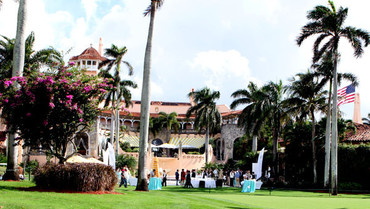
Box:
181;145;196;149
159;143;178;149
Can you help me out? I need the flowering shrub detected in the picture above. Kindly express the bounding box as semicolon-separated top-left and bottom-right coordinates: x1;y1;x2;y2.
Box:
33;163;117;191
0;67;112;163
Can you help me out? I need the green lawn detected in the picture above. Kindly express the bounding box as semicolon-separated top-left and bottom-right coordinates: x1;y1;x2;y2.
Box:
0;181;369;209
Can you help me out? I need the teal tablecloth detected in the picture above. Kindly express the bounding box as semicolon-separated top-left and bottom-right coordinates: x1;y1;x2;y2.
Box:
241;180;256;193
149;177;162;190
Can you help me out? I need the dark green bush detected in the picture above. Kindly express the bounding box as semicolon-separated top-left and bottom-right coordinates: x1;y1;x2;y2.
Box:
131;148;139;152
33;163;117;192
338;143;370;189
119;141;132;152
116;154;137;172
0;152;6;163
20;160;39;174
223;159;237;171
339;182;363;190
187;151;201;155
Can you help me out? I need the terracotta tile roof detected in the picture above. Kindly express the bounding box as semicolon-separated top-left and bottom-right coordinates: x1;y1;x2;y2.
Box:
344;123;370;142
100;100;241;119
221;110;242;117
69;47;107;62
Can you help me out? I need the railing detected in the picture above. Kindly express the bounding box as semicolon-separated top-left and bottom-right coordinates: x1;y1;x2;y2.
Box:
101;127;204;134
173;129;205;134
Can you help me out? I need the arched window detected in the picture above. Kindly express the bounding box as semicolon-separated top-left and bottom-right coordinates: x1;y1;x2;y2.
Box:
75;132;89;155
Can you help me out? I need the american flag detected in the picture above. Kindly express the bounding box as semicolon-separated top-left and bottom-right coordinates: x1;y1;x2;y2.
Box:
337;84;356;106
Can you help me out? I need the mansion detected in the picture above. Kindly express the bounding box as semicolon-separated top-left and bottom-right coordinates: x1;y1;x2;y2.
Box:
29;41;245;171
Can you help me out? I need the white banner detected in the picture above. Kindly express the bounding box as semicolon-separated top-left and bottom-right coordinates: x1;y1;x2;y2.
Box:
107;142;115;170
256;148;265;180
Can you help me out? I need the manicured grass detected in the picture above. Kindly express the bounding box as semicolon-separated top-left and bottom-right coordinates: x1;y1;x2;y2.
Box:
0;181;369;209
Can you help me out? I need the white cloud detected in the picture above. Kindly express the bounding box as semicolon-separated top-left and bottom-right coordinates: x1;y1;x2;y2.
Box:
131;76;164;100
0;1;21;37
81;0;99;23
241;0;283;24
190;50;260;91
1;0;370;118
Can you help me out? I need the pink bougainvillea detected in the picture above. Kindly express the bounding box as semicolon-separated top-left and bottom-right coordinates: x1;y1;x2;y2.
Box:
0;67;112;163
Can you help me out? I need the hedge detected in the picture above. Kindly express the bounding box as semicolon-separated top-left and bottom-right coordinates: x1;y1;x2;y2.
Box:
34;163;117;192
338;143;370;189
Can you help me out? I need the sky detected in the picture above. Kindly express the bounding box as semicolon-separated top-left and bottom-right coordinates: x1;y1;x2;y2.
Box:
1;0;370;120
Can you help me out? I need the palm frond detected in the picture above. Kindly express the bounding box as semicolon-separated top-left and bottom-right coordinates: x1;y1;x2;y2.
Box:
144;0;164;17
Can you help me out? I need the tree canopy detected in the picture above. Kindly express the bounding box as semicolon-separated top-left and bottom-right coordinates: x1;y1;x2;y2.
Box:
0;67;111;163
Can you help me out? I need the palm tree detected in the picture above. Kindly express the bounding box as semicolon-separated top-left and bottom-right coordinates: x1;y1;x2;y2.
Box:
362;113;370;125
285;71;327;184
153;112;180;141
262;81;287;177
232;81;286;177
230;82;266;153
98;45;135;156
149;112;180;138
297;0;369;194
311;52;358;187
3;0;27;181
137;0;164;191
0;32;63;79
186;87;221;164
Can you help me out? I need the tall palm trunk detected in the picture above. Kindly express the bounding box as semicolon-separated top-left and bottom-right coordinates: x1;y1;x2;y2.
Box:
272;121;279;178
110;111;115;144
205;124;210;164
115;106;120;155
4;0;27;181
115;84;121;156
330;49;339;195
136;1;156;191
311;110;317;184
324;79;332;187
252;135;258;153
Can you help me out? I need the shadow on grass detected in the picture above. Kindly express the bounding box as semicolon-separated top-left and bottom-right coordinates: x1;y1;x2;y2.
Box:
0;185;21;191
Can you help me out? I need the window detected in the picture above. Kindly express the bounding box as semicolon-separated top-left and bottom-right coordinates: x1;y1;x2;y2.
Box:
82;60;86;65
93;61;96;65
87;60;91;65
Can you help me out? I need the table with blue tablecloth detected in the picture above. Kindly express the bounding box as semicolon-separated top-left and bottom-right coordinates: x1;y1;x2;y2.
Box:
149;177;162;190
241;180;256;193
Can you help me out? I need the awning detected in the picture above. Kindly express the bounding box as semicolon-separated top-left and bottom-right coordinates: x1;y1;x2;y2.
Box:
182;145;197;149
121;135;140;147
169;136;205;149
121;135;205;149
157;143;178;149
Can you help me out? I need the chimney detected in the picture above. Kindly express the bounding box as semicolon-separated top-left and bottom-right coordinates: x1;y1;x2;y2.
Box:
189;88;195;106
99;37;103;56
353;93;362;124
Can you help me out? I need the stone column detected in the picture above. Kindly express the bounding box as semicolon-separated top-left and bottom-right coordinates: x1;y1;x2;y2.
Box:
88;118;100;158
353;93;362;124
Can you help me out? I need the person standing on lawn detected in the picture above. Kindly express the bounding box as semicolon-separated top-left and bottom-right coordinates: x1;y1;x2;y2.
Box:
162;170;167;187
119;167;128;188
181;169;186;185
175;169;180;186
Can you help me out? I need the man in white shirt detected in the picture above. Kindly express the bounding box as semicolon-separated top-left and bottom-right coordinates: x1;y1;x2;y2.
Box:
229;170;235;187
162;170;167;187
213;168;218;179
